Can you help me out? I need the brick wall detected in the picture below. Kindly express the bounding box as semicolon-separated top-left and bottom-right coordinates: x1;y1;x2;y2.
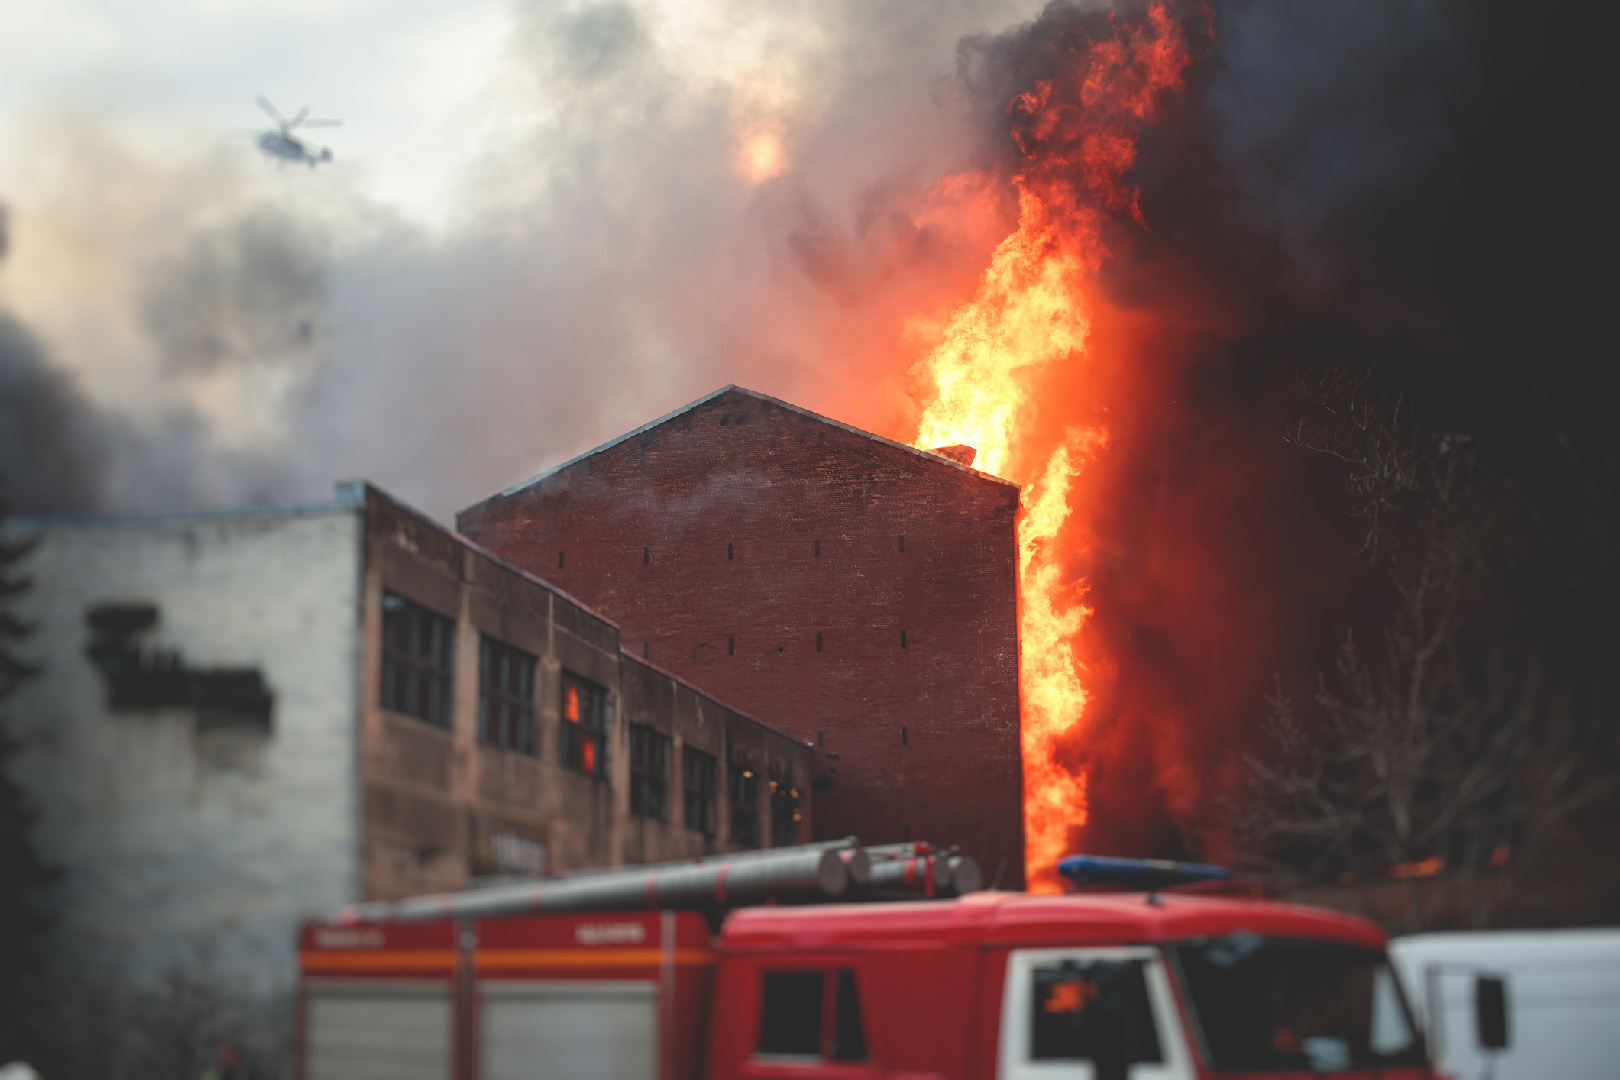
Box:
458;387;1025;886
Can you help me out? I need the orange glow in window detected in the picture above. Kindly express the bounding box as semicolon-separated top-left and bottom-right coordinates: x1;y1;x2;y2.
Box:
582;738;596;775
564;684;580;723
1043;980;1096;1014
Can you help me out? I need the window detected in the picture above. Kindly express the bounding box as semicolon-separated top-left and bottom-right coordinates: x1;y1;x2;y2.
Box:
756;968;867;1062
769;762;800;847
381;592;454;728
1169;937;1423;1073
1030;959;1163;1067
559;671;607;778
630;724;671;820
479;636;536;754
729;756;760;848
682;746;717;836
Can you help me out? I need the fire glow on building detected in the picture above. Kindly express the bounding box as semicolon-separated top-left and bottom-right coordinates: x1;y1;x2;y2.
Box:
896;4;1192;891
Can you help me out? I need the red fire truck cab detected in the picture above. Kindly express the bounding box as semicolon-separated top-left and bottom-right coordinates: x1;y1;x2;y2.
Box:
297;855;1433;1080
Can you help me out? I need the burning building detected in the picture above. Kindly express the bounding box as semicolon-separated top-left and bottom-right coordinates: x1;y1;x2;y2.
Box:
457;384;1025;887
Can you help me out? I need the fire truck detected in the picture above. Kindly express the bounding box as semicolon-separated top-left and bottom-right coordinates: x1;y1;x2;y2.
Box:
297;843;1433;1080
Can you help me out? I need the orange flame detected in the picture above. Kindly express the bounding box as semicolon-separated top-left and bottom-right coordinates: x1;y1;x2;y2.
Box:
907;3;1190;891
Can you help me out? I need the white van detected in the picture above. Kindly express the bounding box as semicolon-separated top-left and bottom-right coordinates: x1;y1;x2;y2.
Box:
1390;930;1620;1080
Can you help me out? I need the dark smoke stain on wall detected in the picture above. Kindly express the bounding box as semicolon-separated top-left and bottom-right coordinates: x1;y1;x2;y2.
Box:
951;0;1618;857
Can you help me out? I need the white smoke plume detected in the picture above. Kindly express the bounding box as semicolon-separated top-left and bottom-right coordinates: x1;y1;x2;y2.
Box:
1;0;1037;519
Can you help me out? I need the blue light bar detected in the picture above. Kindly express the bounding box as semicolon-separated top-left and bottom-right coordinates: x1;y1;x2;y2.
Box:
1057;854;1233;888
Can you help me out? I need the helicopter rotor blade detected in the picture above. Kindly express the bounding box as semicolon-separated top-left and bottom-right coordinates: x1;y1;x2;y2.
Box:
287;105;312;130
256;95;286;125
298;119;343;128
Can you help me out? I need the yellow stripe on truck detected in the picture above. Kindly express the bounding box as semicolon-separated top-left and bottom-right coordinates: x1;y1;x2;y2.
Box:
299;947;714;973
300;950;458;972
476;948;715;969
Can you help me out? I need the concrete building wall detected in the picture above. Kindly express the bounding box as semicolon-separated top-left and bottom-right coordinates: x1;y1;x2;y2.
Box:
5;497;365;999
456;386;1024;886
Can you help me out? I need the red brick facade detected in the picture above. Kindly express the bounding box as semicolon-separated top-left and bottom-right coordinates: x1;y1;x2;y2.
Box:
457;387;1025;888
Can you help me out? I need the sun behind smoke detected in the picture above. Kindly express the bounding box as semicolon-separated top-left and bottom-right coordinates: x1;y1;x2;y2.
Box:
737;129;786;183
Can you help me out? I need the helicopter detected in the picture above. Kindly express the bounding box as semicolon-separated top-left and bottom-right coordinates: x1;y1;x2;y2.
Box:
251;96;341;168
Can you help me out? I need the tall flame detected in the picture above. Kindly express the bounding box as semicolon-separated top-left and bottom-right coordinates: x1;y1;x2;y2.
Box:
907;3;1190;891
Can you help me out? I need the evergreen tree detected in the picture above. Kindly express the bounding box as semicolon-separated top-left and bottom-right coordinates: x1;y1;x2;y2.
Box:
0;488;52;1055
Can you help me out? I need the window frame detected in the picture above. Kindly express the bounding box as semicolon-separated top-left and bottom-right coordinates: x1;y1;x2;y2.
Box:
768;762;800;847
998;947;1195;1080
629;723;672;820
380;591;456;729
478;635;537;755
729;756;760;848
559;670;608;779
682;746;718;836
752;963;873;1067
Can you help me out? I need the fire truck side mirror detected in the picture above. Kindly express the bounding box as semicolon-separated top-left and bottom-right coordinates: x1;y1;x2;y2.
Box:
1474;974;1509;1051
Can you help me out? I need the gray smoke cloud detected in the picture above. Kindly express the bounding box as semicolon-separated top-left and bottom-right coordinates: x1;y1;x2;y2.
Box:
1;0;1037;521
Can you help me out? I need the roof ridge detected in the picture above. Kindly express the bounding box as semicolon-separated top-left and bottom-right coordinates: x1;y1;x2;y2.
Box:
492;385;1018;498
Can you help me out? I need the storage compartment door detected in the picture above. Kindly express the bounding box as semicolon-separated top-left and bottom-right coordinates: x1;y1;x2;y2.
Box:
481;981;657;1080
306;980;454;1080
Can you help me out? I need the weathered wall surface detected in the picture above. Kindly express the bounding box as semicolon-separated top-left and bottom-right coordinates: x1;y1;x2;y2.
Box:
457;386;1024;886
361;486;812;901
5;499;364;1002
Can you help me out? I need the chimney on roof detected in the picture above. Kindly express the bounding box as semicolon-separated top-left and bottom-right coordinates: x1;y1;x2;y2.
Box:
927;445;977;468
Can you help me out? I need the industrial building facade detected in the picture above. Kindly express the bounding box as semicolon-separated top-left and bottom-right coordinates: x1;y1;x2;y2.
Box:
7;481;809;1056
458;386;1025;887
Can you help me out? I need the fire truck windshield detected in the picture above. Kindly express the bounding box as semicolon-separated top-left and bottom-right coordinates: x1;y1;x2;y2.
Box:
1168;936;1426;1074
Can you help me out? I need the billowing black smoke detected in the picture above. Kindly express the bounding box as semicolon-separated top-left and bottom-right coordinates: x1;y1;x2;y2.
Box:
952;0;1617;886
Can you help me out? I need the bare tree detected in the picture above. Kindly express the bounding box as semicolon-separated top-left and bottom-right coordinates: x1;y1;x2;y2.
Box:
1230;366;1616;930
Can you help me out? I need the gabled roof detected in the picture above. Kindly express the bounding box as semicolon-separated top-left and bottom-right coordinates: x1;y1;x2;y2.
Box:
498;384;1018;497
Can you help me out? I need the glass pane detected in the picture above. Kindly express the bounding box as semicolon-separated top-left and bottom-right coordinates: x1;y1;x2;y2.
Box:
1172;938;1423;1073
758;973;823;1057
1030;960;1161;1064
833;969;867;1061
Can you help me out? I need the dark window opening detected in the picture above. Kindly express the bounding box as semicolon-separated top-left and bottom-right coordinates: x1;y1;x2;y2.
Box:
755;968;867;1062
898;534;905;552
901;630;908;648
769;761;800;847
682;746;718;836
629;724;671;820
817;729;824;748
816;632;822;652
478;636;536;754
901;725;908;746
643;546;650;564
728;636;735;656
559;671;607;778
730;753;760;848
557;550;564;569
1031;959;1163;1065
727;542;734;561
381;593;455;729
814;539;820;557
833;970;867;1061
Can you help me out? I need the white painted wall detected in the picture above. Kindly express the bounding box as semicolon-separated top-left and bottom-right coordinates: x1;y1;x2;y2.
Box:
5;499;363;1003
